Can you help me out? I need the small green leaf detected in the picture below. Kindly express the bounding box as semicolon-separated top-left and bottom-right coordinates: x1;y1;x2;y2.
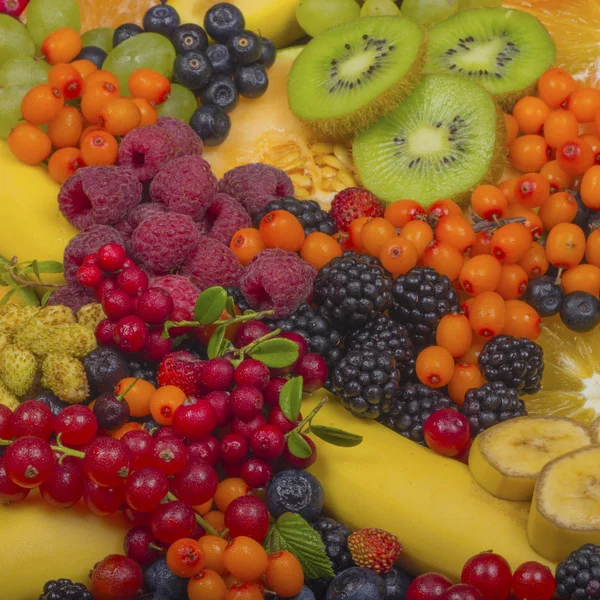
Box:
40;289;53;307
287;430;312;459
33;260;63;274
309;425;363;447
279;376;302;422
225;295;236;318
32;260;41;282
194;286;227;325
207;324;228;359
249;338;299;368
0;288;16;305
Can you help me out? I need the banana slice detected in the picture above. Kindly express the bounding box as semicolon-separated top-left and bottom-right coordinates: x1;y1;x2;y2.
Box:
591;417;600;443
528;445;600;561
469;417;591;501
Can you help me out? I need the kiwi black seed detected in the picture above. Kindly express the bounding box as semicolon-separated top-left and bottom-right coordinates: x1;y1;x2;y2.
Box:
287;16;425;138
353;74;506;207
425;8;555;110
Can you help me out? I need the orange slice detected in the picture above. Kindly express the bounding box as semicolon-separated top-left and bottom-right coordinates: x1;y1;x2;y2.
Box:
78;0;159;31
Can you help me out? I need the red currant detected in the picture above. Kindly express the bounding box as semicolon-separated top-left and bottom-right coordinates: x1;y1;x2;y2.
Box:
76;263;103;287
117;267;149;297
125;467;169;512
54;404;98;446
167;307;193;337
231;414;266;439
95;277;118;301
234;359;271;390
0;404;12;440
423;409;471;457
39;459;85;508
220;433;249;463
121;429;155;471
187;436;220;466
143;329;173;361
113;315;149;353
201;357;235;391
229;385;264;420
204;391;231;427
170;457;219;506
441;584;484;600
90;554;143;600
96;318;116;345
97;243;128;272
83;479;125;516
234;320;271;347
152;436;188;475
294;353;328;392
282;434;317;469
267;406;301;434
461;552;512;600
135;288;174;325
124;525;162;566
0;462;30;503
224;495;270;542
84;436;131;487
172;398;218;441
512;561;556;600
240;457;272;489
10;400;54;440
250;424;285;460
150;500;196;544
102;289;134;321
407;573;453;600
4;436;54;488
264;377;287;407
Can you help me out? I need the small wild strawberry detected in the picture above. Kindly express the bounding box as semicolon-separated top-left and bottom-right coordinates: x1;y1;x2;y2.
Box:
347;528;402;574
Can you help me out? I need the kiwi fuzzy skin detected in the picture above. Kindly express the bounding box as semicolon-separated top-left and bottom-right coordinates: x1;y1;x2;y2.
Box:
495;80;540;113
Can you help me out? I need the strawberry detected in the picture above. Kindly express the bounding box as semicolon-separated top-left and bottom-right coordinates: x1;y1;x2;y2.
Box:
330;187;384;233
347;528;402;574
157;350;206;397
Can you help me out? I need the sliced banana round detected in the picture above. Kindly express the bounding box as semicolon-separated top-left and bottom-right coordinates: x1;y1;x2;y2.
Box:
528;444;600;561
469;416;592;501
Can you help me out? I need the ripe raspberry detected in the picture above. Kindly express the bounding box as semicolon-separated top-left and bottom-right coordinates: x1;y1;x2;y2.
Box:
182;237;244;291
132;213;200;275
347;528;402;574
157;116;204;157
118;125;178;182
127;202;170;230
218;164;294;217
46;285;96;316
201;193;252;245
157;351;206;397
330;188;384;232
151;275;200;315
58;166;142;230
240;249;317;318
150;155;218;219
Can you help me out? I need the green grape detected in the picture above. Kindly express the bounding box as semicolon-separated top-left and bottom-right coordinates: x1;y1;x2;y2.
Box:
26;0;81;47
157;84;197;123
0;86;29;139
361;0;401;16
400;0;459;27
103;33;176;95
81;27;114;53
459;0;502;7
0;16;35;69
0;58;51;88
296;0;361;38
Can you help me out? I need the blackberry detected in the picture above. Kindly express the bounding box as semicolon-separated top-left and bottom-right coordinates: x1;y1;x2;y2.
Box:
389;266;460;348
556;544;600;600
314;252;392;331
225;285;251;313
39;578;92;600
253;196;337;236
127;359;158;387
345;315;416;381
460;381;527;436
378;383;454;444
332;350;400;419
478;334;544;394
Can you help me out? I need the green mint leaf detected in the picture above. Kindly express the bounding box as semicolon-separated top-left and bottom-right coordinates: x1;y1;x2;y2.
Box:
225;295;236;319
0;288;16;305
41;289;53;307
194;286;227;324
207;324;228;359
287;430;312;459
263;513;335;579
32;260;41;282
309;425;363;447
249;338;299;368
279;376;302;422
32;260;63;274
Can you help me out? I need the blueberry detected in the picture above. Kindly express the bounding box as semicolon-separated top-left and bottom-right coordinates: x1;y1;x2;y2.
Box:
74;46;106;69
171;23;209;54
228;30;262;65
206;44;235;75
573;191;590;231
258;37;276;68
83;346;129;397
266;469;324;522
525;275;563;317
174;51;213;90
144;557;188;600
560;291;600;332
588;209;600;235
143;4;181;37
204;2;245;44
200;75;239;113
326;568;387;600
286;586;317;600
234;64;269;98
189;104;231;146
113;23;143;47
383;567;413;599
26;390;70;417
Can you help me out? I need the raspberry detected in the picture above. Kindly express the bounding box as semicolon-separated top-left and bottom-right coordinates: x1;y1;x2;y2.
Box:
118;125;178;182
330;187;384;232
151;275;200;315
132;213;200;275
240;249;317;318
150;155;218;219
201;193;252;245
218;163;294;217
157;116;204;157
182;236;244;291
63;225;127;285
157;351;206;397
127;203;170;230
46;285;96;315
58;166;142;230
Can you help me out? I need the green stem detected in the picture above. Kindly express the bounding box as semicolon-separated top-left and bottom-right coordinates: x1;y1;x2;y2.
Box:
115;377;139;402
7;256;64;288
51;433;85;462
233;328;281;360
285;397;328;439
162;309;276;338
166;492;222;538
148;542;164;552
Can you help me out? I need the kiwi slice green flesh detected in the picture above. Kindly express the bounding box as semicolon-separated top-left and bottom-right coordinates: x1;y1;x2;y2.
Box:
353;74;505;206
425;8;555;108
287;16;425;138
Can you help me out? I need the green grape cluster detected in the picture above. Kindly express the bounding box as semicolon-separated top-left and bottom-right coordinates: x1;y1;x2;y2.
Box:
157;84;198;122
296;0;361;38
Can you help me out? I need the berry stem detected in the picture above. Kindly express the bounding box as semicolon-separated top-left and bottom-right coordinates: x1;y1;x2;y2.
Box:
166;491;223;537
285;396;328;439
115;377;139;402
0;434;86;462
6;256;65;288
148;542;163;552
471;215;527;233
233;328;282;360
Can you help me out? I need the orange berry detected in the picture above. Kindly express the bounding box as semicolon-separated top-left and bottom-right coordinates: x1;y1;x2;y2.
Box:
459;335;487;364
512;96;549;135
379;236;418;275
111;421;142;440
265;551;304;598
561;264;600;297
581;165;600;210
399;219;433;257
595;113;600;144
539;160;573;194
498;178;518;205
214;478;251;512
82;70;120;95
415;346;455;388
223;537;268;582
518;242;549;278
188;570;228;600
149;385;186;425
436;313;473;359
224;583;263;600
428;199;462;221
513;172;550;209
383;199;425;228
7;123;52;165
556;138;595;176
459;255;503;295
47;147;85;183
509;134;551;172
81;80;120;124
470;185;507;220
204;511;227;535
581;133;600;157
128;68;171;105
347;216;370;252
504;204;543;240
421;241;463;281
41;28;82;64
21;84;64;125
469;291;505;338
198;536;229;576
114;377;156;418
495;263;528;300
435;215;475;252
167;538;205;578
503;299;541;340
48;63;82;100
490;223;533;264
545;222;586;269
195;498;214;516
71;59;97;79
565;88;600;123
539;191;578;230
48;106;83;148
447;362;485;406
542;109;579;149
259;210;305;252
471;231;492;257
360;217;397;257
461;297;475;319
537;68;578;109
230;228;266;266
80;130;119;166
98;98;142;136
504;113;519;145
131;97;158;126
586;230;600;267
301;232;342;270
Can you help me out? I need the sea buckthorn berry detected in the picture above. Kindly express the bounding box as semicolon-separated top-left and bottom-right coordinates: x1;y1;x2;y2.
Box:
461;297;475;318
214;478;251;512
80;130;119;166
498;178;518;205
415;346;455;388
582;133;600;158
512;96;549;135
204;510;227;534
48;147;85;183
468;291;505;338
223;536;268;582
539;192;578;230
82;69;120;95
519;242;549;278
472;231;492;257
495;264;528;300
509;134;551;172
504;204;543;240
48;63;82;100
188;570;228;600
514;173;550;209
128;68;171;105
436;313;473;358
545;223;586;269
422;241;463;281
265;551;304;598
399;220;433;257
21;84;64;125
346;216;370;252
470;185;507;220
459;335;487;365
565;88;600;123
504;113;518;145
259;210;305;252
225;583;263;600
435;215;475;252
428;199;462;221
556;138;595;176
581;165;600;210
79;124;104;145
8;123;52;165
71;59;97;79
41;28;82;64
301;232;342;271
491;223;533;264
503;299;541;340
542;109;579;149
459;255;503;296
167;538;205;577
149;385;187;426
383;199;425;228
586;230;600;267
539;160;573;194
537;68;578;109
131;97;158;126
230;228;266;266
360;217;397;257
561;264;600;297
48;106;83;148
447;362;485;406
81;80;120;124
115;377;156;418
98;98;142;136
198;536;228;576
379;236;418;275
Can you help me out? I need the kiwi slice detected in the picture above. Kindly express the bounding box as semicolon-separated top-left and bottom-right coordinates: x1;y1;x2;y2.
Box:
425;8;555;110
353;73;505;206
287;16;425;138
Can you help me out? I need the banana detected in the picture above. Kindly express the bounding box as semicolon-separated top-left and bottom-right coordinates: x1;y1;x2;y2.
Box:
528;444;600;561
468;416;592;501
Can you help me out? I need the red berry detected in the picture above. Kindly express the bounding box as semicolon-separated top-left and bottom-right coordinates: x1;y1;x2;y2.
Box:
223;459;244;477
84;480;125;516
151;436;188;475
90;554;143;600
113;315;149;353
229;385;264;420
0;462;30;502
0;0;29;18
407;573;453;600
512;562;555;600
124;525;162;566
84;436;131;487
282;434;317;469
83;253;98;265
170;457;218;505
224;495;270;542
267;406;301;434
117;267;149;297
0;404;12;440
95;277;118;301
278;331;308;360
76;263;103;287
150;500;196;544
3;435;54;488
39;459;85;508
441;585;484;600
135;288;174;325
234;320;271;348
172;398;218;441
240;457;272;489
10;400;54;440
143;329;173;361
96;318;116;345
167;307;193;337
54;404;98;446
330;187;384;232
125;467;169;512
461;552;512;600
423;409;471;458
231;414;266;439
220;432;249;462
250;424;285;460
122;506;152;527
187;436;220;466
102;289;134;321
264;377;286;407
294;353;328;392
201;357;235;391
204;391;231;427
121;430;155;471
97;243;128;272
234;359;271;390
